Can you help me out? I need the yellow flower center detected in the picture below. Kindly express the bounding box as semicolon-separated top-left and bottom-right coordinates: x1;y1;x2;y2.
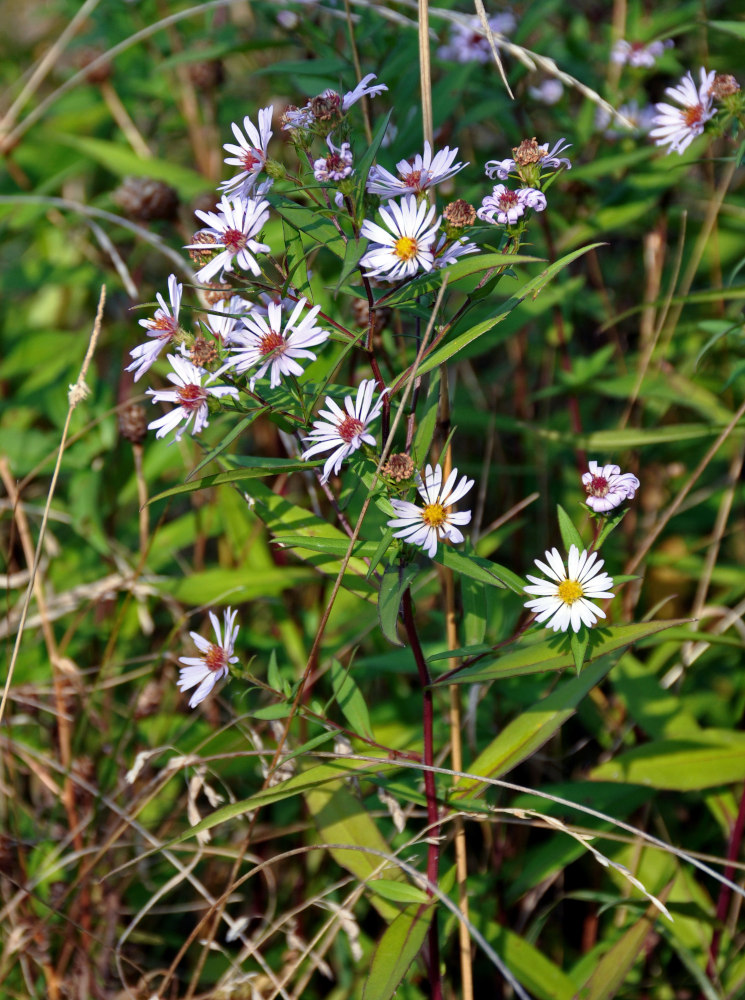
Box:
557;580;583;605
422;502;446;528
394;236;418;261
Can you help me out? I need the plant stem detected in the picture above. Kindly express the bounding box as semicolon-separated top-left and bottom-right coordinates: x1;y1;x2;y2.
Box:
401;586;442;1000
704;779;745;989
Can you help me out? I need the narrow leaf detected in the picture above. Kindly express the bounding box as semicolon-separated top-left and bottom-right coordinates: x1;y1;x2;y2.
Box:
328;659;374;740
362;903;434;1000
557;504;584;551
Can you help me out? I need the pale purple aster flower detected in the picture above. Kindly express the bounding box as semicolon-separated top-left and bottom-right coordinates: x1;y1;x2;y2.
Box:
388;464;474;558
485;138;572;180
146;354;238;441
524;545;615;632
366;142;466;199
126;274;183;382
649;68;716;155
186;195;271;282
313;138;354;181
582;461;640;513
611;38;673;68
595;100;658;138
433;234;479;269
301;379;385;484
341;73;387;110
178;607;239;708
226;298;329;390
528;79;564;105
477;185;546;225
360;195;440;281
438;13;516;63
219;106;273;197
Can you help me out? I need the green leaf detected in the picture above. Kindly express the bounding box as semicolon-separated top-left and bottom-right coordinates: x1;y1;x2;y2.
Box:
272;535;379;559
432;546;513;590
362;903;434;1000
328;659;374;740
186;410;269;482
571;627;590;674
453;656;617;796
410;243;604;378
580;896;670;1000
557;504;584;551
149;459;321;504
595;506;629;548
462;574;488;646
590;731;745;790
282;219;313;297
368;879;429;905
271;194;347;259
378;565;418;646
709;19;745;39
436;620;688;686
305;780;405;922
484;924;578;1000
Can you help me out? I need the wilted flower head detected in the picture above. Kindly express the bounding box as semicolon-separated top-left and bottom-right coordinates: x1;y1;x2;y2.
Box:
178;607;239;708
282;74;387;133
649;68;716;155
387;464;474;558
485;137;572;185
582;461;640;513
524;545;615;633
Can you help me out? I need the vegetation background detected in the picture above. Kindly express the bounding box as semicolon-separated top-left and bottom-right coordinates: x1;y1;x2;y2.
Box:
1;1;745;998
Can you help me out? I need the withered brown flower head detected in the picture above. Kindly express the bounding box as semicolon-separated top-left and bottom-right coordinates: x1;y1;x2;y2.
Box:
190;337;219;369
711;74;741;99
512;137;544;166
119;402;148;444
443;199;477;227
203;282;234;306
188;231;219;266
382;453;415;483
310;91;342;121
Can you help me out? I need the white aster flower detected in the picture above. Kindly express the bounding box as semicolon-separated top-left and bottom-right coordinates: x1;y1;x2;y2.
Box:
220;106;273;197
595;100;658;138
360;195;440;281
611;38;673;68
203;297;252;345
649;68;716;155
301;379;385;484
433;234;479;269
146;354;238;441
387;463;474;558
438;13;516;63
477;185;546;226
582;460;640;513
126;274;183;382
342;73;388;110
178;607;239;708
226;298;329;390
366;141;466;199
313;137;354;181
186;195;271;282
485;137;572;181
524;545;615;633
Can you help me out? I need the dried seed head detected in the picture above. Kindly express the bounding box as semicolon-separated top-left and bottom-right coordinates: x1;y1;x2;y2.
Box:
188;230;220;266
72;46;112;85
513;137;544;166
382;453;415;483
203;282;234;306
443;199;476;227
711;73;741;99
190;336;219;368
113;176;180;222
310;91;342;121
187;58;224;90
119;402;148;444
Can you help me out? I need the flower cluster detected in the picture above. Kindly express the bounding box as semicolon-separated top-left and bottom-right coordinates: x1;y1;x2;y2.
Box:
611;38;673;69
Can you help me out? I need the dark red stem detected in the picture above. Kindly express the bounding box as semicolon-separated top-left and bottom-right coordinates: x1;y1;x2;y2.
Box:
401;587;442;1000
704;780;745;988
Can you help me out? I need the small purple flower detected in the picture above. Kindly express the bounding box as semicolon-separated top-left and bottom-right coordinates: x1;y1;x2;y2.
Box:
477;185;546;226
582;461;640;513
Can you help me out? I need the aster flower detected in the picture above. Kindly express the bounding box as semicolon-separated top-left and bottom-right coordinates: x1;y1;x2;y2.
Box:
126;274;183;382
360;195;441;281
186;195;271;282
649;68;716;155
203;297;252;345
226;298;329;390
524;545;615;633
582;461;640;513
147;354;238;441
220;106;273;196
313;137;354;181
178;607;239;708
611;38;673;68
477;185;546;226
341;73;388;110
595;100;658;138
282;75;387;132
301;379;385;484
387;464;474;558
438;12;516;63
366;142;466;199
528;79;564;105
433;234;479;269
485;137;572;181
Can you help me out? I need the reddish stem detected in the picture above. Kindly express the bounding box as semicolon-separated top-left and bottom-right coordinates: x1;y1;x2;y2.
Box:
704;780;745;989
401;587;442;1000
